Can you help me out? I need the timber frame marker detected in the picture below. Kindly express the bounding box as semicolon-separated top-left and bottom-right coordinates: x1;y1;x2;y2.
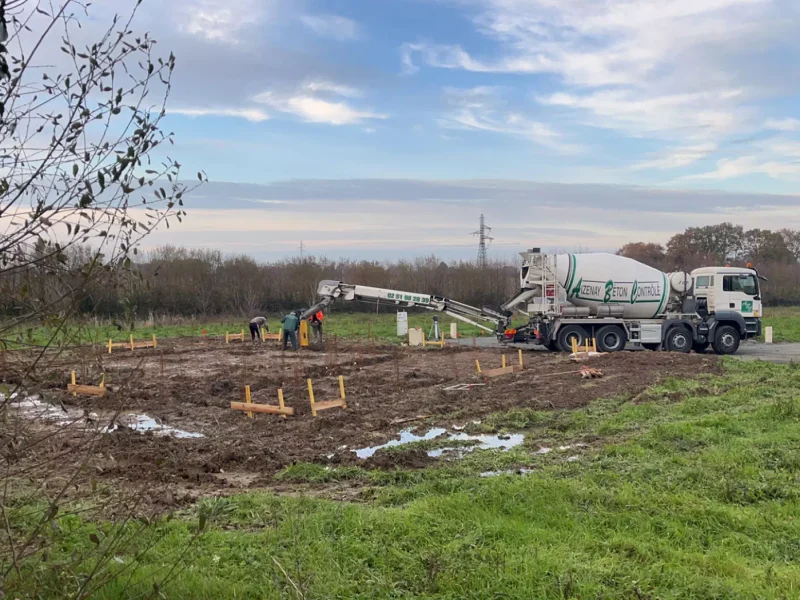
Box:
475;349;525;378
108;334;157;353
231;385;294;418
308;376;347;417
68;371;106;396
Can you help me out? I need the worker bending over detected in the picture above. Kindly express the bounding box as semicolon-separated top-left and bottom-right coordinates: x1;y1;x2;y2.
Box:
249;316;269;342
309;310;324;344
281;310;301;351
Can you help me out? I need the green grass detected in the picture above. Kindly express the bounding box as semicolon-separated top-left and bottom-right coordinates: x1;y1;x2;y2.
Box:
762;306;800;342
10;360;800;598
2;312;494;349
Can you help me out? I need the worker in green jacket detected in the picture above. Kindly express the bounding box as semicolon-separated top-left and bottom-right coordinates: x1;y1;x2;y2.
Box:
281;310;301;351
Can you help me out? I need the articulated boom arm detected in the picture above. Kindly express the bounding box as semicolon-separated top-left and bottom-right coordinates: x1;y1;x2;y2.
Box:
315;280;508;333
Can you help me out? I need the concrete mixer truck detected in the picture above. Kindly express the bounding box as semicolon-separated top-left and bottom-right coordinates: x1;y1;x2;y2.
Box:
310;248;763;355
500;249;762;355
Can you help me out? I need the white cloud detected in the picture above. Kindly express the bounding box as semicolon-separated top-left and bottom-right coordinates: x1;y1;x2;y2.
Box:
300;14;359;41
632;143;718;170
170;107;270;122
176;0;266;43
304;80;362;98
688;156;800;181
253;83;386;125
539;89;744;141
765;118;800;132
404;0;793;164
441;87;581;154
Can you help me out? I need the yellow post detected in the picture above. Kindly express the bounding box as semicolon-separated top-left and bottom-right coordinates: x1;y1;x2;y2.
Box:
226;332;230;344
152;334;157;348
592;338;597;352
99;373;105;388
307;378;317;417
71;371;76;397
278;388;287;419
339;375;347;408
241;329;244;341
129;334;134;351
261;327;267;342
440;332;445;348
475;359;481;374
571;338;578;355
502;355;506;369
245;385;253;419
108;339;112;354
299;320;309;348
518;349;523;367
279;329;284;342
422;332;426;347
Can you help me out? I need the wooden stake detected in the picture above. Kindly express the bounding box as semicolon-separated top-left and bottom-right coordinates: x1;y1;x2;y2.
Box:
152;334;157;349
278;388;287;419
98;373;105;388
130;334;134;351
502;355;506;368
71;371;76;397
338;375;347;408
308;378;317;417
245;385;253;419
108;339;113;354
518;349;524;368
226;332;230;344
475;359;481;374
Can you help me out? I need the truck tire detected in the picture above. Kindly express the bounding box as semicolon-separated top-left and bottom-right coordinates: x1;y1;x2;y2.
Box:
712;325;740;355
642;343;661;351
665;327;691;353
596;325;626;352
556;325;587;353
692;341;710;354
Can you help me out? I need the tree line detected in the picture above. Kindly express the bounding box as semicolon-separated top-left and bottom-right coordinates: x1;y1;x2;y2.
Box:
3;223;800;323
617;224;800;304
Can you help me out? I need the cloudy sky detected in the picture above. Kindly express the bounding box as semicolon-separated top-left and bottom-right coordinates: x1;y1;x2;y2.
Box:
78;0;800;259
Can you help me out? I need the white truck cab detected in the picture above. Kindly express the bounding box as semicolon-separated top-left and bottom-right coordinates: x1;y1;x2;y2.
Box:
691;267;761;318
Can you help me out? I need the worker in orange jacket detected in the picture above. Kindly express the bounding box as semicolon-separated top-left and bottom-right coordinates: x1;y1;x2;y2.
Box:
309;310;324;344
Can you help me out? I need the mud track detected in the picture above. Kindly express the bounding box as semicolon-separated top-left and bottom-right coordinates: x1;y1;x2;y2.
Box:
9;337;720;507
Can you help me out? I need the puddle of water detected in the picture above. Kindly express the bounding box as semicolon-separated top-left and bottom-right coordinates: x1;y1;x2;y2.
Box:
108;414;204;439
355;428;447;459
5;393;203;439
427;433;524;458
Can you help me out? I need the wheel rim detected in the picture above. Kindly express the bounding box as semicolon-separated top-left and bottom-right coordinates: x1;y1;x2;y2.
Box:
603;332;620;350
721;332;735;348
672;333;688;350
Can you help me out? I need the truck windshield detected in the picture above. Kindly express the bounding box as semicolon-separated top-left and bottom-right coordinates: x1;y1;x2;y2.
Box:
723;274;758;296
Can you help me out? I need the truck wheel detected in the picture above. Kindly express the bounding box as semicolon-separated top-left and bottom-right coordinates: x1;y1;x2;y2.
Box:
665;327;691;353
692;341;710;354
642;343;661;351
596;325;626;352
712;325;740;355
556;325;587;353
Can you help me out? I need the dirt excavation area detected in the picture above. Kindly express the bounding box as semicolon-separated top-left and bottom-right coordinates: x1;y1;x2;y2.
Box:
7;337;720;506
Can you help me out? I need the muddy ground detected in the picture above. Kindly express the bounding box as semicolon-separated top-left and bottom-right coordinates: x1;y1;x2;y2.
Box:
4;337;720;507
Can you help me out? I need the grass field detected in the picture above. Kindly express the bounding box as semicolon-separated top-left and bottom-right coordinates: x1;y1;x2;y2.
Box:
762;306;800;342
7;304;798;349
10;359;800;598
2;312;494;349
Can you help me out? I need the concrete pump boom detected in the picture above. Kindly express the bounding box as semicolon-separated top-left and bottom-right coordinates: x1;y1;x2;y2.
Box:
313;280;509;333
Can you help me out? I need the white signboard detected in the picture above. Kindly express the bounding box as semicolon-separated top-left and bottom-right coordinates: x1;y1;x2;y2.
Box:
397;311;408;336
